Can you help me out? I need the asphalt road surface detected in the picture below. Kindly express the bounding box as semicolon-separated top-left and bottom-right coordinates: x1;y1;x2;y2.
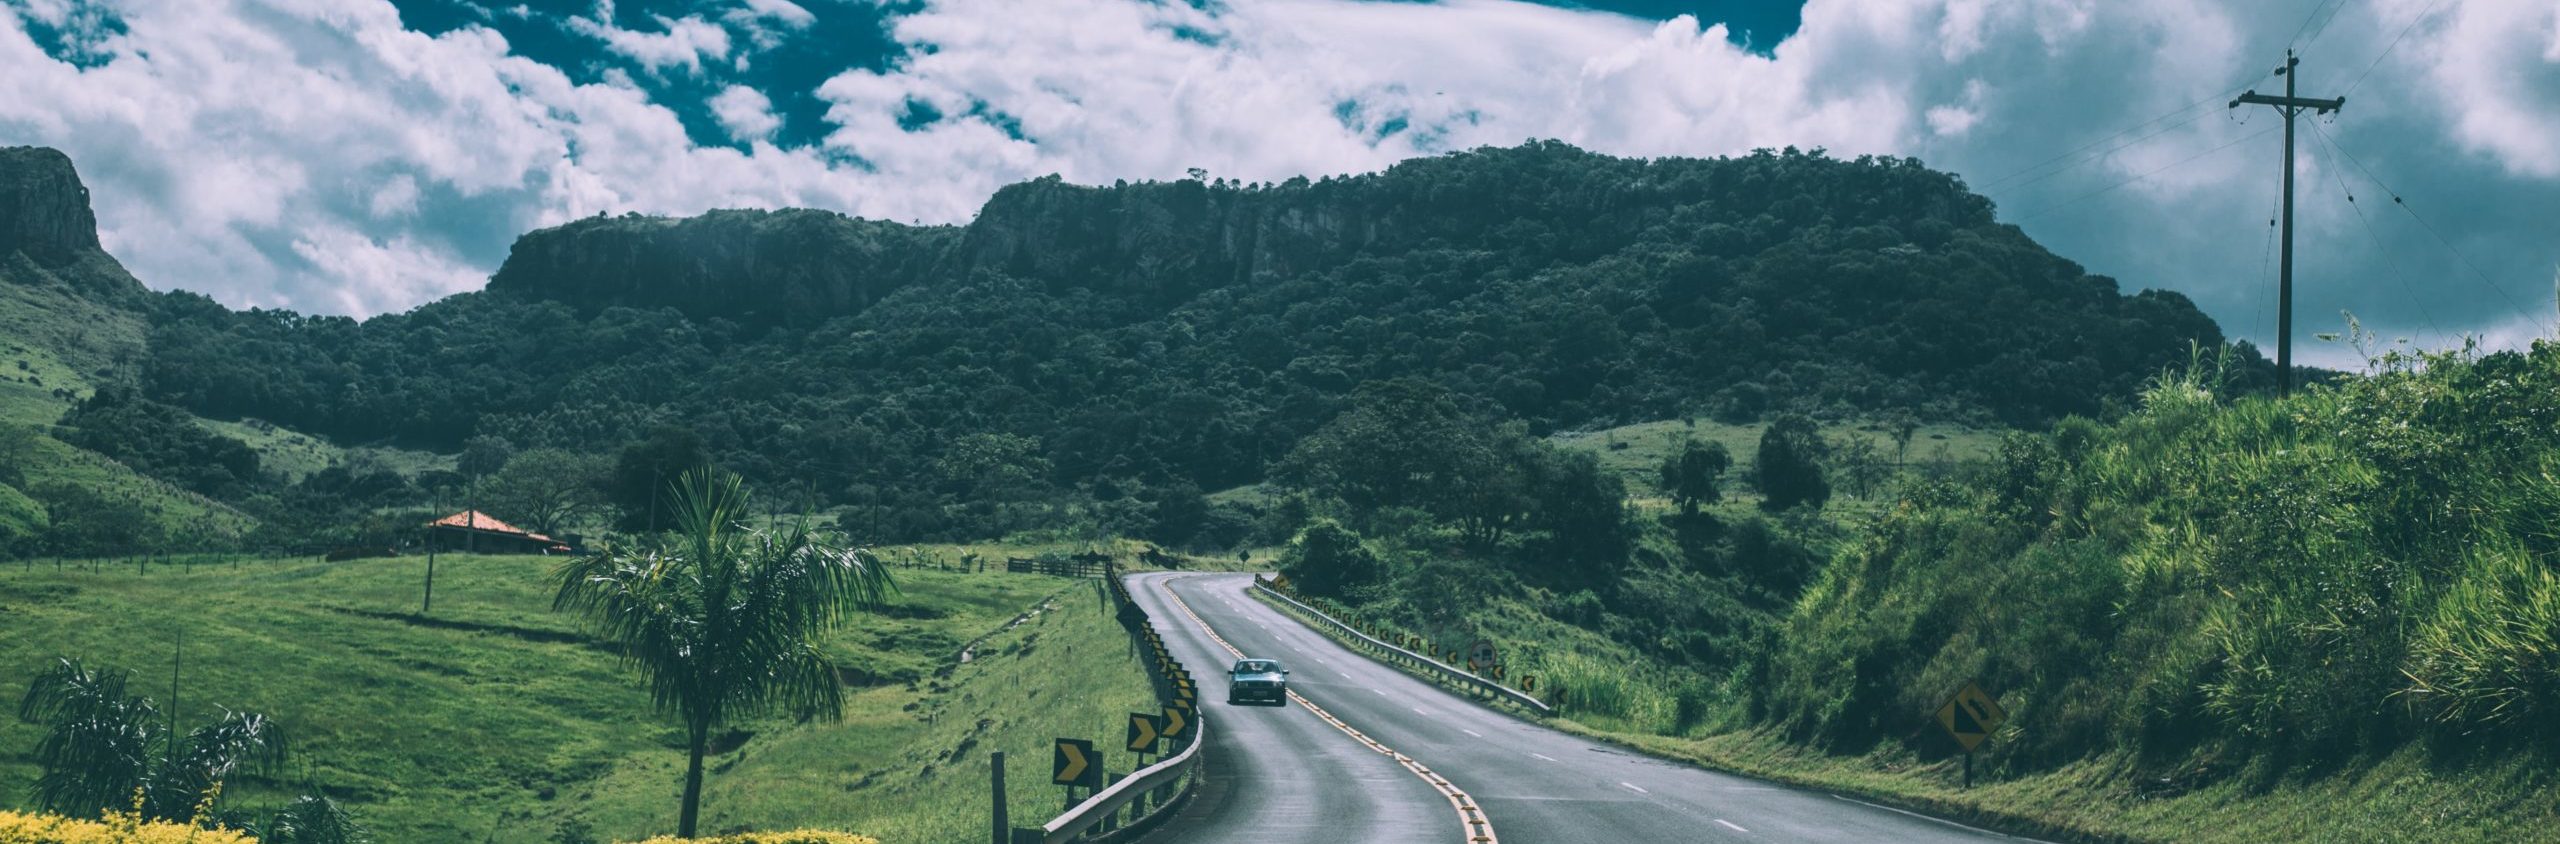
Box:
1127;571;2034;844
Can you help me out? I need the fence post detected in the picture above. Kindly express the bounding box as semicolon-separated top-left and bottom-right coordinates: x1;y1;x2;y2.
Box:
990;751;1008;844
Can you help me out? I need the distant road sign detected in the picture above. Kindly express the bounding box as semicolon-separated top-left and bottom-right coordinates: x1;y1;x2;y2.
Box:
1935;681;2007;752
1053;738;1098;786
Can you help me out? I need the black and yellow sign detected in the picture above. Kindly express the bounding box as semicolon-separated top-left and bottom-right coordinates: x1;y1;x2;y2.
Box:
1935;681;2007;752
1270;574;1291;592
1127;713;1161;754
1161;702;1192;741
1053;738;1100;787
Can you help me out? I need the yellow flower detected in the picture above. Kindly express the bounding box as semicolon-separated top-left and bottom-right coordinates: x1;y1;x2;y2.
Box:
0;810;258;844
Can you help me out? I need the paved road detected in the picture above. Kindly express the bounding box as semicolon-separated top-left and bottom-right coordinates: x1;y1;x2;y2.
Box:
1128;572;2032;844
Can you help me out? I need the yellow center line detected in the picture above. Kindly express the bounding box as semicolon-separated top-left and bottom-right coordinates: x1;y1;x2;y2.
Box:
1152;575;1499;844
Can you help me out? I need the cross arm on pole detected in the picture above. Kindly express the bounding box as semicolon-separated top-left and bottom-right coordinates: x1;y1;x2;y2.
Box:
2230;92;2346;114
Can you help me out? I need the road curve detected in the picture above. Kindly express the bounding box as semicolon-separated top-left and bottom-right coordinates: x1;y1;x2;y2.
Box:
1130;571;2035;844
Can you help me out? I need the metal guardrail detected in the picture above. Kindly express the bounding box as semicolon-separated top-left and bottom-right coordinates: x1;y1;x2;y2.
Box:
1036;714;1204;843
1005;570;1205;843
1252;576;1554;715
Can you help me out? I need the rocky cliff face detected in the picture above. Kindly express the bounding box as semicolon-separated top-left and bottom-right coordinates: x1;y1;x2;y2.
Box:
485;208;959;326
0;146;104;265
957;175;1385;303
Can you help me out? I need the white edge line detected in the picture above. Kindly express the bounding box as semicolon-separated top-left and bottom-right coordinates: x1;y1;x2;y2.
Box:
1828;794;2022;839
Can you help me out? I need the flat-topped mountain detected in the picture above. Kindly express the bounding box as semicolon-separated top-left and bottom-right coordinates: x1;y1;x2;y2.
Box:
10;142;2264;543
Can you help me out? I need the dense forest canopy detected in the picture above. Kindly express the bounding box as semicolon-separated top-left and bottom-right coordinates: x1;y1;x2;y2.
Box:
16;141;2265;546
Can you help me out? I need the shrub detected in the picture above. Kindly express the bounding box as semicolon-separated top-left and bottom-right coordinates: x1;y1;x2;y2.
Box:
0;809;258;844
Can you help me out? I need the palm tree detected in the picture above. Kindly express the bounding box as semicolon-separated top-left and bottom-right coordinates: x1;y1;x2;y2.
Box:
16;657;287;820
552;468;895;837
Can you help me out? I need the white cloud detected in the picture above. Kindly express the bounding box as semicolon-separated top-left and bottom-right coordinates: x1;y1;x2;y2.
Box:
290;223;484;316
368;173;420;218
724;0;814;50
2407;0;2560;177
709;84;780;141
0;0;2550;360
567;9;730;75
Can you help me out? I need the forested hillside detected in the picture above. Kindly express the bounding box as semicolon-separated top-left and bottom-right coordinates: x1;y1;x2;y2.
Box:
42;141;2267;550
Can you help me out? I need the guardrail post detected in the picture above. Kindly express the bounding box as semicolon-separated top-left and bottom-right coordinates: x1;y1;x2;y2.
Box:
1100;773;1124;832
990;751;1008;844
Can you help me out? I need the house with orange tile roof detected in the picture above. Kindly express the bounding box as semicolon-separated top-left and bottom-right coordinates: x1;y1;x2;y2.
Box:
424;510;573;554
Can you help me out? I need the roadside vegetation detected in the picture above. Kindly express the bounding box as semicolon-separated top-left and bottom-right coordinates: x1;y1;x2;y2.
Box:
1269;341;2560;842
0;543;1150;842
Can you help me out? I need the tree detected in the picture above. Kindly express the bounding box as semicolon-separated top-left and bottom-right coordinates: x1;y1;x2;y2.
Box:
1528;449;1630;582
1272;379;1491;528
1830;434;1889;499
1755;414;1830;511
1888;411;1921;472
16;657;287;821
608;426;711;533
457;435;515;480
1657;438;1732;517
551;469;896;838
1281;518;1382;598
482;448;608;536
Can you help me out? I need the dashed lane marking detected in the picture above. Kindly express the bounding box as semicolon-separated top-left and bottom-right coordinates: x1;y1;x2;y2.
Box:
1715;819;1750;834
1151;575;1501;844
1462;729;1483;738
1619;782;1649;795
1530;753;1559;763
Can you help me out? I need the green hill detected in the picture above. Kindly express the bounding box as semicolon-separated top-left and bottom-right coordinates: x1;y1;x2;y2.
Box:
45;142;2270;550
0;554;1151;842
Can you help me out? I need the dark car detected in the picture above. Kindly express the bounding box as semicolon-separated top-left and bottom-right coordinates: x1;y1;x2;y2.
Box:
1226;658;1288;706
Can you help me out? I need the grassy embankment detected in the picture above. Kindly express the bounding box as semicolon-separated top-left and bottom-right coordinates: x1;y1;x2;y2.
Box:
0;278;255;541
1283;348;2560;842
0;545;1156;843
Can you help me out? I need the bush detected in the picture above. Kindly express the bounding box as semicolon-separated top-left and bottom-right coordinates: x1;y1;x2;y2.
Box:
0;809;258;844
1753;340;2560;777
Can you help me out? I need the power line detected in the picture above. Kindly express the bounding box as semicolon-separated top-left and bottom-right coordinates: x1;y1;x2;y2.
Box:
1976;80;2261;191
2297;0;2355;55
2312;121;2552;335
2288;0;2349;51
2344;0;2443;97
2009;125;2275;226
2306;125;2439;342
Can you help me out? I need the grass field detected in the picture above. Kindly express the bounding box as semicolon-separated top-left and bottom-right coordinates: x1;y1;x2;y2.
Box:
0;549;1156;843
194;417;453;486
1550;417;2003;509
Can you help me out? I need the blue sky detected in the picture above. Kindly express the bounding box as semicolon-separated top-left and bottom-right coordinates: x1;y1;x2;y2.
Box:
2;0;2556;369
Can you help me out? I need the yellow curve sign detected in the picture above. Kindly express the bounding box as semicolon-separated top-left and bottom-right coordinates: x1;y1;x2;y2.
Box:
1935;681;2007;753
1053;738;1097;786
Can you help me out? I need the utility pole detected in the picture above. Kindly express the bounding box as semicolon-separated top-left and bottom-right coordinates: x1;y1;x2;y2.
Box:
2230;51;2345;396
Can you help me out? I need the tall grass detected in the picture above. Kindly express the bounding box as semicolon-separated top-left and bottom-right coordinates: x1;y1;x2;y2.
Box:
1756;339;2560;776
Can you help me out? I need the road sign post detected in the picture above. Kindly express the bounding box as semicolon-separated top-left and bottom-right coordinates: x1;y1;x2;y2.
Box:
1934;681;2007;789
1054;738;1101;808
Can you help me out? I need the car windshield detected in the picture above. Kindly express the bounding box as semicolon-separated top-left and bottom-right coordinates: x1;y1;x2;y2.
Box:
1232;660;1280;674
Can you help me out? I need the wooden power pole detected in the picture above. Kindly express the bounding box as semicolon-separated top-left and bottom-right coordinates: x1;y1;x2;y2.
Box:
2230;51;2345;396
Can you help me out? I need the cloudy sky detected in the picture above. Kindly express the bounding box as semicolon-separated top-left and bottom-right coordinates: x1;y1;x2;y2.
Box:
3;0;2556;367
